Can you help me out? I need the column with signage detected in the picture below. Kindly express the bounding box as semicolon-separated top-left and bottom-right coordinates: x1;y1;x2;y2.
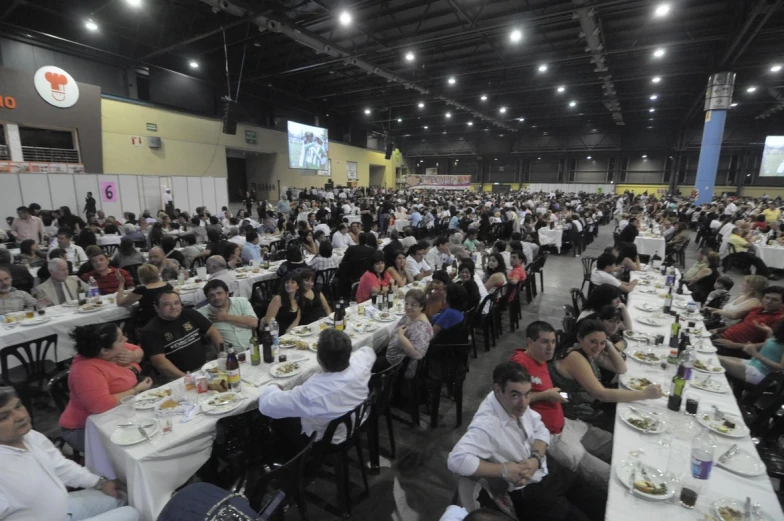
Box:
693;72;735;205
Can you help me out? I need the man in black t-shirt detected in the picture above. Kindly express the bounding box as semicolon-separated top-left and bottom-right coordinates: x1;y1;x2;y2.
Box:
141;290;223;381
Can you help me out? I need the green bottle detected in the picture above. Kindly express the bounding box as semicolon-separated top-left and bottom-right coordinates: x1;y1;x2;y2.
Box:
667;364;685;411
250;329;261;366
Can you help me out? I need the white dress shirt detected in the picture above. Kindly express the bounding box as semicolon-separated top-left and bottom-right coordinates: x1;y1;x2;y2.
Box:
405;255;432;279
332;231;355;249
425;247;454;271
447;391;550;490
439;505;468;521
590;268;621;287
47;242;86;264
258;346;376;443
229;235;246;246
0;430;101;521
725;202;738;215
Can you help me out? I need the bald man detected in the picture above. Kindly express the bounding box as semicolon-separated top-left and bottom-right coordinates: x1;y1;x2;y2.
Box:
147;246;181;281
32;258;89;306
206;255;238;295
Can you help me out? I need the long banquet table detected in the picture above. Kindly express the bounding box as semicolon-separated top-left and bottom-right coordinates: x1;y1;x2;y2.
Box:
633;235;666;257
537;227;563;253
754;243;784;270
606;269;783;520
84;277;424;521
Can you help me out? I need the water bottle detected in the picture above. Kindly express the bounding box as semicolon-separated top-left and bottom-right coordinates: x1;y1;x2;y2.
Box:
680;428;715;508
87;277;100;301
177;268;186;287
269;319;279;357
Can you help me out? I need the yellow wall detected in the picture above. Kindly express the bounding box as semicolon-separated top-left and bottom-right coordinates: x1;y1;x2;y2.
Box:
100;98;398;186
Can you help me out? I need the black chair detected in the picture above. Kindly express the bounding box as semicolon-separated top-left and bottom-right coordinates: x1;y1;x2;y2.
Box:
366;361;403;473
307;394;374;517
424;340;472;428
474;295;497;352
100;244;119;256
123;263;142;286
570;288;586;317
530;251;549;296
0;334;59;425
314;268;338;303
491;285;509;337
250;279;278;316
739;372;784;437
462;306;478;358
580;256;597;294
268;240;283;255
191;256;206;269
48;369;70;412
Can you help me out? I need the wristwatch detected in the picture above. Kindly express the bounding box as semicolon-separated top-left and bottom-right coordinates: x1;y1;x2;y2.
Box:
529;452;543;469
93;477;108;490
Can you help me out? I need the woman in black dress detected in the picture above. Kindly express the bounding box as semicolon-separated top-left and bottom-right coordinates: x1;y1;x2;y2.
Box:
263;271;302;335
298;269;332;325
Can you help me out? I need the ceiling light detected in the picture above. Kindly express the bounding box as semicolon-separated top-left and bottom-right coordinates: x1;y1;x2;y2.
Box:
338;11;352;26
423;125;428;129
557;86;565;93
494;158;498;161
653;48;666;58
445;112;452;118
587;156;592;159
652;76;661;83
397;118;402;122
85;19;98;31
538;64;548;73
730;103;738;107
647;126;653;129
418;102;425;108
569;101;577;107
771;65;782;72
654;3;671;17
537;157;542;160
517;117;525;122
447;77;456;85
510;29;522;43
480;94;487;101
443;131;447;134
467;121;473;126
499;107;507;113
364;108;371;114
642;154;648;158
650;94;658;100
649;108;655;112
746;86;757;93
126;0;142;6
189;60;199;68
405;51;415;62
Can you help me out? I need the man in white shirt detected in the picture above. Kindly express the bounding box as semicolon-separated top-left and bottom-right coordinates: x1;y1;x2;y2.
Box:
258;331;375;449
406;242;433;281
331;223;355;248
341;202;353;216
425;237;455;270
590;253;637;293
447;363;601;521
206;255;239;295
0;386;139;521
725;201;738;215
51;228;87;265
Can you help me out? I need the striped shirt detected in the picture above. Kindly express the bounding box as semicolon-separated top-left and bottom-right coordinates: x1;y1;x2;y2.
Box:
0;289;38;314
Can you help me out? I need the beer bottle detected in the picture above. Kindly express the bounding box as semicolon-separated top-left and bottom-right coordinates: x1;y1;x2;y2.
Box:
225;347;241;391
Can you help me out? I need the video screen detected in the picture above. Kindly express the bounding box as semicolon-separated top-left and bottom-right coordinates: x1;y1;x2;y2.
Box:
759;136;784;177
287;121;329;170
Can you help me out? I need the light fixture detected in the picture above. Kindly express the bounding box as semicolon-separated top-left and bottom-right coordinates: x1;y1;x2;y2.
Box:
447;77;456;85
557;86;565;93
364;108;371;114
85;19;98;31
537;157;542;160
405;51;415;62
642;154;648;158
494;158;498;161
649;108;655;112
510;29;522;43
654;3;671;17
730;103;738;107
771;64;782;72
189;60;199;69
338;11;352;26
467;121;474;126
647;126;653;129
652;76;661;83
126;0;142;6
423;125;428;129
653;48;666;58
418;102;425;108
650;94;658;100
569;100;577;107
538;64;548;72
445;112;452;118
587;156;592;159
443;131;447;134
397;118;402;122
517;117;525;122
480;94;488;101
499;107;507;113
746;86;757;93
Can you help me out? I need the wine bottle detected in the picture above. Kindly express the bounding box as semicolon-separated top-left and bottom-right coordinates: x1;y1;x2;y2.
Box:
667;364;685;412
225;347;241;391
669;314;681;348
651;251;662;270
335;298;345;331
260;324;274;363
663;287;673;314
250;328;261;366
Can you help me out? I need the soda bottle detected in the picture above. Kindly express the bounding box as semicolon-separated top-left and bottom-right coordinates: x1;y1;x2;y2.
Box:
261;323;274;363
679;428;715;509
87;277;100;302
225;347;241;391
250;328;261;366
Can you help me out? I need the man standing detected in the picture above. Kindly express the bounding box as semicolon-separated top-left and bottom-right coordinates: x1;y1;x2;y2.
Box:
510;322;611;490
32;258;88;306
618;217;639;243
447;362;603;521
84;192;97;216
0;387;139;521
0;267;38;315
141;290;223;380
406;242;434;281
199;280;258;347
10;206;44;243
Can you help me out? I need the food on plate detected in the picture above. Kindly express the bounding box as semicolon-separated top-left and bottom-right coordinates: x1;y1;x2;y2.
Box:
293;326;312;335
206;366;219;374
79;303;102;311
627;377;654;391
632;351;659;362
377;312;392;320
694;359;720;371
717;506;743;521
627;417;654;430
208;379;228;392
275;362;300;375
158;399;179;409
207;393;238;406
147;389;172;399
633;479;667;495
292;340;310;350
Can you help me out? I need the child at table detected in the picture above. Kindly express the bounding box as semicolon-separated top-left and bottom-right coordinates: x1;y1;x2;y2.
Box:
705;276;734;310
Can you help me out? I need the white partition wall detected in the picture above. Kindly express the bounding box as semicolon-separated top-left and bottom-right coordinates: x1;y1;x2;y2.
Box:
19;174;53;210
139;176;162;215
118;175;142;218
201;176;216;214
171;177;189;214
73;176;100;215
186;177;203;212
47;175;78;214
0;174;23;215
215;180;228;214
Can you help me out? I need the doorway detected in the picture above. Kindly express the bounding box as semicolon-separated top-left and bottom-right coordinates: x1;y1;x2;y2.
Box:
369;165;386;188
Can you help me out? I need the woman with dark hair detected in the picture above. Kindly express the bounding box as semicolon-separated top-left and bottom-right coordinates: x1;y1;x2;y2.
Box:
580;304;627;352
148;222;164;248
688;251;721;303
616;243;640;273
381;289;433;378
161;236;187;268
301;230;319;256
57;205;83;232
75;227;97;251
222;242;242;269
18;239;44;267
482;252;507;293
283;221;298;245
578;284;631;330
425;270;452;318
299;269;331;325
357;252;394;303
112;237;145;269
59;324;152;452
549;320;660;430
387;250;414;287
276;244;306;277
204;229;222;259
263;272;302;335
457;262;482;311
309;240;339;271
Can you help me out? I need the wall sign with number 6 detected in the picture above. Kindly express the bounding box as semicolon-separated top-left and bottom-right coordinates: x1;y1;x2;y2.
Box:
100;181;118;202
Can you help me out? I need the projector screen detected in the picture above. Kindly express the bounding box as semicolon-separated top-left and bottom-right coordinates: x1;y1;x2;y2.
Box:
288;121;329;170
759;136;784;177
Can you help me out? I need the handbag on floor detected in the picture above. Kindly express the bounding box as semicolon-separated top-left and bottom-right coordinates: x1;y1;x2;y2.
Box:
157;482;284;521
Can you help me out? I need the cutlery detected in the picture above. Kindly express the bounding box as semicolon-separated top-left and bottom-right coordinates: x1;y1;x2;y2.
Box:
744;496;751;521
712;405;725;421
137;425;150;442
718;444;739;464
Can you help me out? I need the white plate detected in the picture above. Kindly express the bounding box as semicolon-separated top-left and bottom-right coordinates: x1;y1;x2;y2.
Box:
634;302;661;312
290;326;315;337
715;447;766;477
201;392;243;414
373;312;397;322
687;328;711;338
623;330;651;342
110;422;159;446
135;388;173;409
636;316;665;327
62;301;79;307
270;361;304;378
693;341;717;354
308;343;318;353
77;305;103;313
179;283;201;291
693;360;725;374
20;316;51;326
713;498;775;521
629;350;662;365
697;411;749;438
352;322;378;333
619;374;661;392
614;462;674;501
690;377;729;394
619;408;664;434
637;287;659;294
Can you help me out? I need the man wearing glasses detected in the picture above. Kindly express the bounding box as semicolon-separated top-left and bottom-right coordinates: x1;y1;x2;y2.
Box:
140;290;223;381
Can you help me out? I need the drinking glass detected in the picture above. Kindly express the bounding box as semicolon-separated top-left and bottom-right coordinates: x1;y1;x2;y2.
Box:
170;380;185;402
349;302;358;316
119;395;136;419
217;352;228;372
196;267;208;279
156;409;174;435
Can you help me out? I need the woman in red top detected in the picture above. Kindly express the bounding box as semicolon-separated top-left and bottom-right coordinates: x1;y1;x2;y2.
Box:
59;323;152;452
356;252;394;303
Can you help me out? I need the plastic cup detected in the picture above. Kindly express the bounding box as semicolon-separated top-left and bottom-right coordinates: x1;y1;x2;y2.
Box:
119;395;136;419
156;409;174;434
217;352;228;372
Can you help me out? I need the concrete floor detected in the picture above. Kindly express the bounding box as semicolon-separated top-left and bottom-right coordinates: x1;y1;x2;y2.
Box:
33;222;763;520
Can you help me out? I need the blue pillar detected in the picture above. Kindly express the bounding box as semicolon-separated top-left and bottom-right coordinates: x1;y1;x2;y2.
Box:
693;109;727;205
693;72;735;205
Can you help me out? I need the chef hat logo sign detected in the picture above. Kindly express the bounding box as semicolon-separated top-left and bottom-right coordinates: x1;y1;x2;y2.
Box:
33;66;80;108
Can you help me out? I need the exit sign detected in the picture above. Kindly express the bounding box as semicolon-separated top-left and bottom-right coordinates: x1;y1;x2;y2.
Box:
146;123;158;131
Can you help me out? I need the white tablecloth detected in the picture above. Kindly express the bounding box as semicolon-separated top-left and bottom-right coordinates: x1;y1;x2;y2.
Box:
345;215;362;225
606;271;783;521
754;244;784;270
97;235;122;246
0;299;131;373
634;236;666;257
537;228;563;253
394;219;411;232
84;299;410;521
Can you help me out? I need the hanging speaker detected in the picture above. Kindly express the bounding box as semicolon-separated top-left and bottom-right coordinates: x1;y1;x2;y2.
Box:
384;141;395;160
221;97;240;135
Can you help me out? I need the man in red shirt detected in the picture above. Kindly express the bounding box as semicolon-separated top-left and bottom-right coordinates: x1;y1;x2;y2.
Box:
510;321;611;490
81;247;134;295
508;250;527;285
712;286;784;356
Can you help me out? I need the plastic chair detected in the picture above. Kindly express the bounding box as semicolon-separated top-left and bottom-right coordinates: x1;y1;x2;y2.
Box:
0;334;59;426
366;361;403;473
580;256;596;293
100;244;118;256
474;295;497;352
462;306;478;358
570;288;586;317
424;340;472;428
739;372;784;437
48;369;71;412
314;268;338;303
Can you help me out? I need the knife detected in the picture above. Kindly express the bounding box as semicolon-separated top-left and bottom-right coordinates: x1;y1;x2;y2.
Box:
718;444;739;464
744;496;751;521
629;467;636;497
137;425;150;442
